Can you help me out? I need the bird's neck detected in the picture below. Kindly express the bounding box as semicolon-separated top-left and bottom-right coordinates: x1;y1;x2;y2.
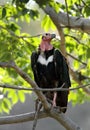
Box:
39;41;53;51
39;47;55;60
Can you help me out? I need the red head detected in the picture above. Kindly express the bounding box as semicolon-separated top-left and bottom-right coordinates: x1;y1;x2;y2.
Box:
39;33;56;51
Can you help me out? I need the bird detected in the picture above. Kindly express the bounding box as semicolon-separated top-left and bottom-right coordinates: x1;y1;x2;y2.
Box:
31;33;71;113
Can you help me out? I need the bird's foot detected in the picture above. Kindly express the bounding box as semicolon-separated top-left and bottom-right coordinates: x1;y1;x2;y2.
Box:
59;107;67;113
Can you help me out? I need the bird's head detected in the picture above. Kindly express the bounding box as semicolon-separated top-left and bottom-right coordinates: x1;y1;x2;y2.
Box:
39;33;56;51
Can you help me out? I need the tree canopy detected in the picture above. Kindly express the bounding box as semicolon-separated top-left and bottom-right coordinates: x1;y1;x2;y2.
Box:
0;0;90;114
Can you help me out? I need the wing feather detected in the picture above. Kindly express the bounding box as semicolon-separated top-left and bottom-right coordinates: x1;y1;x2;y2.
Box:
54;49;71;88
31;51;40;86
54;49;71;113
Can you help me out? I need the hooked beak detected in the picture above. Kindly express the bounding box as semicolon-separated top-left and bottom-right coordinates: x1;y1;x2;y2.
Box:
51;34;56;39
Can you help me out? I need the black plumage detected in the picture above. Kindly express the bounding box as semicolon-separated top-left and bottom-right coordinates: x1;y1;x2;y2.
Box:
31;33;71;113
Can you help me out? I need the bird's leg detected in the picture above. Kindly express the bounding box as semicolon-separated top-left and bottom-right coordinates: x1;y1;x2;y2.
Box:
52;92;57;107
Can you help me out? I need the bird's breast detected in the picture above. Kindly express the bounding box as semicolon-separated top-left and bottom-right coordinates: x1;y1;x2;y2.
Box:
37;54;53;66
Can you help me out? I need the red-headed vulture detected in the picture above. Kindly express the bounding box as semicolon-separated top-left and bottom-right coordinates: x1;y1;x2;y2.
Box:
31;33;71;113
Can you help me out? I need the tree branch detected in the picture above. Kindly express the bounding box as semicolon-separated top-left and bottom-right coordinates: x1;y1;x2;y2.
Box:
49;109;82;130
67;53;87;66
0;111;47;125
44;5;90;34
0;83;90;92
0;109;82;130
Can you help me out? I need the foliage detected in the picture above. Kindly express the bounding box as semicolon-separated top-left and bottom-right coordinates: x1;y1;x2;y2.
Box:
0;0;90;113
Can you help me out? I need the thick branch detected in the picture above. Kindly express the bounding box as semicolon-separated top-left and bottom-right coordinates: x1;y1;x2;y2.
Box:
44;5;90;34
0;110;82;130
49;109;82;130
0;111;47;125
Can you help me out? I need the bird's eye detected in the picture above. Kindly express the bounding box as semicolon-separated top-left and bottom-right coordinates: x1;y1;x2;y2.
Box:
46;33;48;35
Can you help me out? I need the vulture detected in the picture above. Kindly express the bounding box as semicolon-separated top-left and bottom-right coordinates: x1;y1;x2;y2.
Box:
31;33;71;113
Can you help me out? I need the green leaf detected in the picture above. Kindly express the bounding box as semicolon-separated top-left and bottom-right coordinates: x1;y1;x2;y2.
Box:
2;7;6;18
68;91;77;105
17;51;23;57
67;0;79;6
11;23;20;31
8;90;18;104
29;10;39;20
35;0;54;7
73;60;80;69
2;98;11;113
83;4;90;17
50;2;61;13
41;15;56;31
18;91;25;103
86;48;90;58
0;52;12;61
24;14;30;23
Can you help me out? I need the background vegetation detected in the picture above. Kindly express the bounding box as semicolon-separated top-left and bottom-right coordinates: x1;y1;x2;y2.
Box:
0;0;90;114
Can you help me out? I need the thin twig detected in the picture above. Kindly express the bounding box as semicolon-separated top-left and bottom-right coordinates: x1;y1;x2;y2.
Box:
81;0;90;8
67;53;87;66
0;83;90;92
65;34;81;44
65;34;88;48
